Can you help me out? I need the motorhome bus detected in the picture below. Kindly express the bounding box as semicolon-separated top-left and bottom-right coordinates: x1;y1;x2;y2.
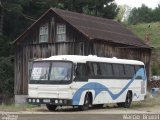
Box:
27;55;147;111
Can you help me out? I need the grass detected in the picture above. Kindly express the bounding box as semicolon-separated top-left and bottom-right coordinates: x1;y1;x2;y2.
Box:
0;104;37;112
131;93;160;109
127;22;160;48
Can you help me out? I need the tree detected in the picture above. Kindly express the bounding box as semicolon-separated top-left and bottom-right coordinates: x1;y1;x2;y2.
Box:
128;4;153;24
0;56;14;104
1;0;118;39
0;1;3;36
80;0;118;19
152;4;160;22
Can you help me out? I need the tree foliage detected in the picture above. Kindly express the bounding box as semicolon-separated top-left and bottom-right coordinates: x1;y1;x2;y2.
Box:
1;0;118;38
0;56;14;103
128;4;160;25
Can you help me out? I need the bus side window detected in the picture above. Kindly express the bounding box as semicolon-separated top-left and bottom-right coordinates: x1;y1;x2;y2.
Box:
135;65;144;72
100;63;113;77
113;64;119;78
124;64;135;78
135;65;144;79
118;64;125;78
86;62;94;77
75;63;87;81
92;63;101;76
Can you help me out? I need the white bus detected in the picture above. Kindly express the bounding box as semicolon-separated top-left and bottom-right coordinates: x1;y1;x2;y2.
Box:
27;55;147;111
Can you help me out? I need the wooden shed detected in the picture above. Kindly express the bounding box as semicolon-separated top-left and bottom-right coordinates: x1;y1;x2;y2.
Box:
13;8;151;100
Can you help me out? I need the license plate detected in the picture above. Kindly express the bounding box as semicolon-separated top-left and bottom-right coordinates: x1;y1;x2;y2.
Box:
43;99;50;103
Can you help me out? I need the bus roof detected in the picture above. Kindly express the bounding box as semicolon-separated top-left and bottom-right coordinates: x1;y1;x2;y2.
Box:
36;55;144;65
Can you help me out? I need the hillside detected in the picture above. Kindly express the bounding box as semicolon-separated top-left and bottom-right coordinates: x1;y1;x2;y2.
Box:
128;22;160;48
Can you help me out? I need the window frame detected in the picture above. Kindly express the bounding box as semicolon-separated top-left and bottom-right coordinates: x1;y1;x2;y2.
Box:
74;63;88;82
84;62;145;80
39;23;49;43
30;61;73;84
56;23;66;42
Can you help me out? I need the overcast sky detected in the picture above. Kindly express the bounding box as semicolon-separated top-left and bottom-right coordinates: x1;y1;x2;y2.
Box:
115;0;160;8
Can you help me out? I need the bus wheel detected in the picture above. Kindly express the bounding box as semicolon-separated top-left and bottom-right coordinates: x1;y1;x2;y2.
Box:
124;92;132;108
79;93;91;111
46;104;57;111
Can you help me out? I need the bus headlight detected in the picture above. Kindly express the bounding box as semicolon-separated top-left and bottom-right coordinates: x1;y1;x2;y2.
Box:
55;100;58;103
36;99;40;103
33;99;35;102
28;99;31;102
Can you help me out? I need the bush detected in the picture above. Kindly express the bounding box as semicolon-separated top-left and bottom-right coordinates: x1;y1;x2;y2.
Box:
0;56;14;104
152;62;160;76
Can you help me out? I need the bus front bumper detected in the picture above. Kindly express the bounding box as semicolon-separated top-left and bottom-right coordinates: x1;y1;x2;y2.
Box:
27;98;72;105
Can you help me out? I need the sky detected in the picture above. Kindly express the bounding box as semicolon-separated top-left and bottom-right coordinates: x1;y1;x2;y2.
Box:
115;0;160;8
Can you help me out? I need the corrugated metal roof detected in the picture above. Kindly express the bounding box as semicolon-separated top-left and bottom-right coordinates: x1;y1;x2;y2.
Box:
14;8;150;48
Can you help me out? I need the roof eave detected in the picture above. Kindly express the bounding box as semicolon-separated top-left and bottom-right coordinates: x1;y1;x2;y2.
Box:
91;38;152;49
12;8;53;45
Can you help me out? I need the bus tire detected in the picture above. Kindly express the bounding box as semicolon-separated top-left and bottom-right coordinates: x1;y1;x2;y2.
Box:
46;104;57;111
79;93;91;111
124;91;132;108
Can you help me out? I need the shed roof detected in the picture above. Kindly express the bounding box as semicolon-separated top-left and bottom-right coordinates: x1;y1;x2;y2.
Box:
14;8;150;48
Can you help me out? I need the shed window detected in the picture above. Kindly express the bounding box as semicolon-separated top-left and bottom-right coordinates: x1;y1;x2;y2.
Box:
39;23;48;43
56;24;66;41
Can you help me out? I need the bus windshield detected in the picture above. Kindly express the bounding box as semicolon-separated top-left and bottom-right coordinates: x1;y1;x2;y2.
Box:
30;61;72;82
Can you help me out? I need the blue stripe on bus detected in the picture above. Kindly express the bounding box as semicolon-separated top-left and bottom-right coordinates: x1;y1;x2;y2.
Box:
134;93;139;98
72;68;146;105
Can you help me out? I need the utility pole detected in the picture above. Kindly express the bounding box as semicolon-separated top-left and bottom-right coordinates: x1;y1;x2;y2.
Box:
144;25;151;45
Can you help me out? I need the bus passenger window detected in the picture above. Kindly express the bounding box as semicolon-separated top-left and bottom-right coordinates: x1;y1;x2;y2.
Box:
76;63;86;76
75;63;87;81
92;63;101;76
100;63;113;77
113;64;119;77
118;64;125;77
135;65;144;72
86;62;94;77
125;64;135;78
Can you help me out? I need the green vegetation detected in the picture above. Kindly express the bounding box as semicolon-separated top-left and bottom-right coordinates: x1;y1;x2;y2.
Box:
131;94;160;109
128;4;160;25
0;104;37;112
152;62;160;75
128;22;160;48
